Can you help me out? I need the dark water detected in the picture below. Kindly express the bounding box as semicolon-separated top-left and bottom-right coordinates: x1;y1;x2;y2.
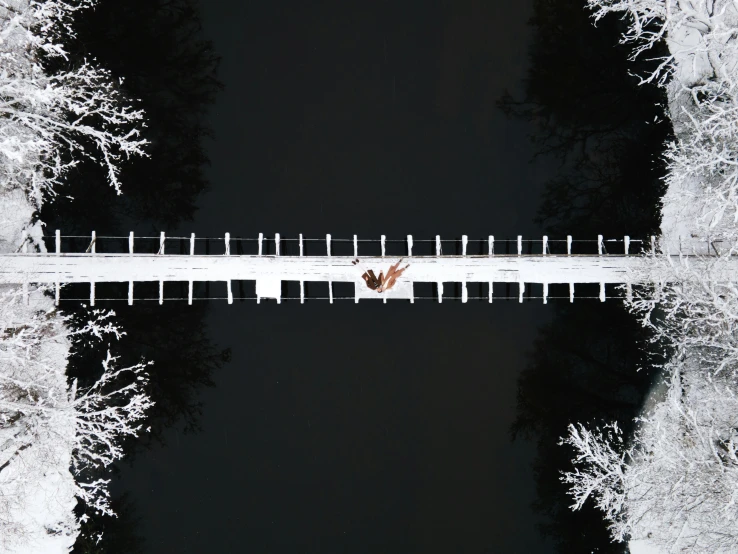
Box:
42;1;670;553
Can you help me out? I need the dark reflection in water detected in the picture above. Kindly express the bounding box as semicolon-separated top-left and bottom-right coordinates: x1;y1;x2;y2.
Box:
502;0;672;552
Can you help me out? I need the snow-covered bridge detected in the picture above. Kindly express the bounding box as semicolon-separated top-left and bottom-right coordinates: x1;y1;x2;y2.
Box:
1;231;734;305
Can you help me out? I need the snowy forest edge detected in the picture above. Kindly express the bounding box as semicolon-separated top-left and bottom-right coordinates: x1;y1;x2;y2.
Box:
560;1;738;553
0;1;152;552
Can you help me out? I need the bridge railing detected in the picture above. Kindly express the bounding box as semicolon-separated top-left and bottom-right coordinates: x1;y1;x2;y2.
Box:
6;231;727;307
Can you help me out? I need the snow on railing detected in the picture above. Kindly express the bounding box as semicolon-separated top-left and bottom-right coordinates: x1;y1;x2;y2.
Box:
5;231;714;306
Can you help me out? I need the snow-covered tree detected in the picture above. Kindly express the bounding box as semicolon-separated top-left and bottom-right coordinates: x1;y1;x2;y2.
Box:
0;0;147;206
0;0;152;551
562;350;738;552
560;1;738;552
0;285;153;551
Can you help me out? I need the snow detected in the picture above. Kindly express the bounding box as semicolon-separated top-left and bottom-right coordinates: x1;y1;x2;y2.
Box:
0;238;79;554
628;539;667;554
0;0;149;551
569;1;738;552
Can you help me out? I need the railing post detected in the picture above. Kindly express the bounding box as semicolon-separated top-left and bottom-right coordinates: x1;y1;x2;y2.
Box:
225;232;230;255
353;235;358;258
407;235;413;257
462;281;468;303
188;233;194;306
299;233;304;304
381;234;386;257
598;235;603;256
227;280;233;304
462;235;468;257
55;230;61;306
600;282;606;302
519;281;525;303
543;282;548;304
159;232;165;304
624;235;630;255
327;234;332;304
437;235;443;301
567;235;572;256
129;232;134;255
488;235;494;303
517;235;522;256
258;232;263;256
542;235;548;255
569;282;574;303
128;281;133;305
89;230;96;306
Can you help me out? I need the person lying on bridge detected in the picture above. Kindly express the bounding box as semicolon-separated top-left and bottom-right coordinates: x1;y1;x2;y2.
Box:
352;258;410;292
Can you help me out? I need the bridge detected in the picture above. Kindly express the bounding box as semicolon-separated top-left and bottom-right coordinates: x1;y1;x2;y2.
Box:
2;231;733;305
